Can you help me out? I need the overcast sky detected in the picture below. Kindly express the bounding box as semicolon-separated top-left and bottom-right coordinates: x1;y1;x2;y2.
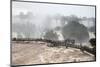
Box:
12;1;95;18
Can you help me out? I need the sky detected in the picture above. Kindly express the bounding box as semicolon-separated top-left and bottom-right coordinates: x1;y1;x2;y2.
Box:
12;1;95;18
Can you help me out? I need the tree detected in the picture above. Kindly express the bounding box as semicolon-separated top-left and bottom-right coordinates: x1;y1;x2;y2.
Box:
44;30;58;40
62;20;89;43
89;32;96;47
89;38;96;47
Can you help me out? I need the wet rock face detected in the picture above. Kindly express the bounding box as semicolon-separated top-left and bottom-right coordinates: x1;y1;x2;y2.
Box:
12;41;95;65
